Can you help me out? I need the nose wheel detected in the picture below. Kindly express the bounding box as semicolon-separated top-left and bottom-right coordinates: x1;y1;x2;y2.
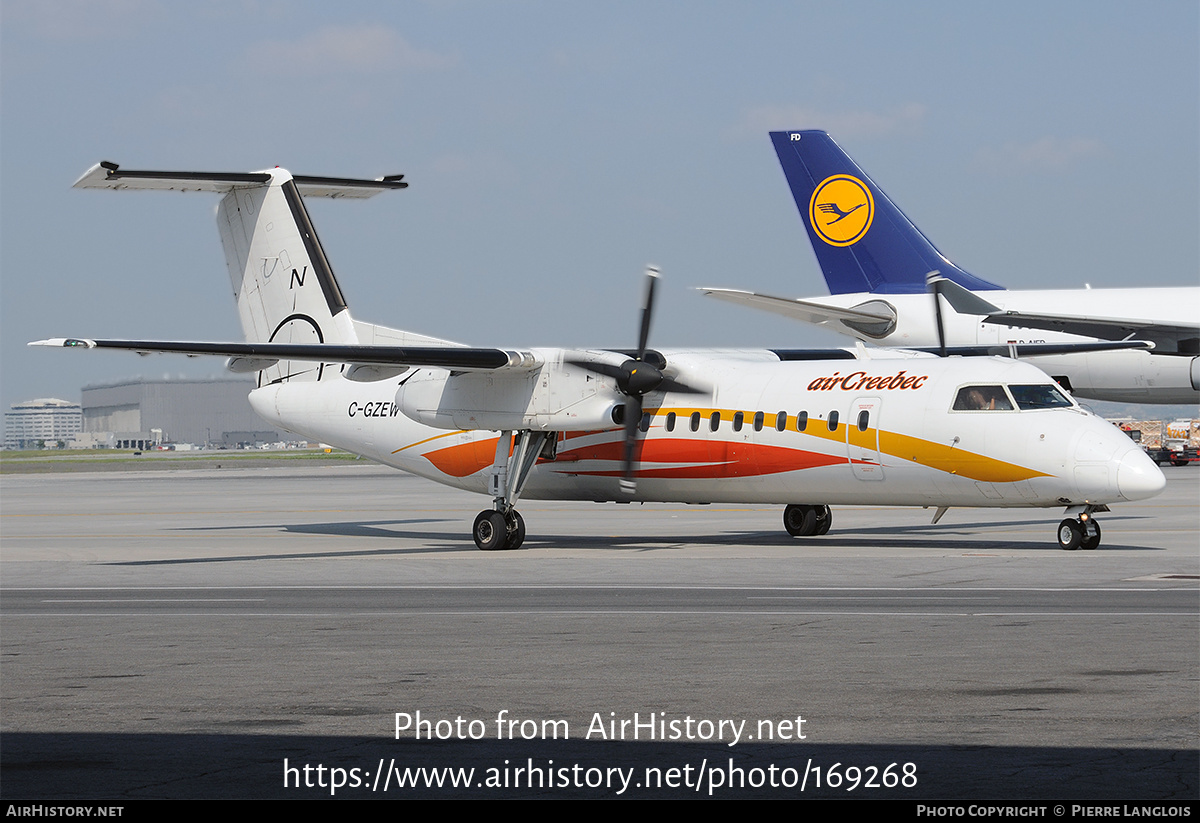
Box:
1057;510;1102;551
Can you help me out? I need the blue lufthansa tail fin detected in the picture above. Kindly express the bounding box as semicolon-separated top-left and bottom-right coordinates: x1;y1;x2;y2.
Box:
770;130;1002;295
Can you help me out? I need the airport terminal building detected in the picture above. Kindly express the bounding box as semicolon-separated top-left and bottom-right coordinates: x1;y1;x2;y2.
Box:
4;398;83;450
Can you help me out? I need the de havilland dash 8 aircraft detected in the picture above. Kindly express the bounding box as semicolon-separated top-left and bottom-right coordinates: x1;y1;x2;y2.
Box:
32;160;1165;551
703;130;1200;404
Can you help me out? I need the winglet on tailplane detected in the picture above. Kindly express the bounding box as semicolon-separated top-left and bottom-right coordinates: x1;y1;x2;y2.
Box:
769;130;1002;295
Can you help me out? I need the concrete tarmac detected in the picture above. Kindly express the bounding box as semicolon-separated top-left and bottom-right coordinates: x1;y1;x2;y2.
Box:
2;463;1197;799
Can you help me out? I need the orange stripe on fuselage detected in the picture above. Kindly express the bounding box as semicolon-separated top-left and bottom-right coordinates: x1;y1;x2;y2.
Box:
559;439;844;478
422;437;502;477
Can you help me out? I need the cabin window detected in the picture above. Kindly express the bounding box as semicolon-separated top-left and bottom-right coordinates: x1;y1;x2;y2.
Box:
1008;384;1073;410
640;412;652;432
753;411;765;431
953;385;1014;411
732;412;744;432
665;412;676;432
828;410;839;431
710;412;721;431
857;410;869;431
796;411;808;432
690;412;701;432
776;412;788;432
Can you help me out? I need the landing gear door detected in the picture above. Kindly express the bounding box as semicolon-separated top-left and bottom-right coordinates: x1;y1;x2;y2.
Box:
848;397;883;480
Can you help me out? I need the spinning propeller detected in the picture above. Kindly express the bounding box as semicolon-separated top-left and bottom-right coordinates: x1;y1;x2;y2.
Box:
567;267;705;494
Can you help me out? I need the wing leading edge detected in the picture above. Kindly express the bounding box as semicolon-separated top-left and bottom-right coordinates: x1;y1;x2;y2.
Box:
29;338;541;372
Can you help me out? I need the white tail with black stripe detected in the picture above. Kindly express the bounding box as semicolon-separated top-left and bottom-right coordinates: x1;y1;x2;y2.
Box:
72;162;422;384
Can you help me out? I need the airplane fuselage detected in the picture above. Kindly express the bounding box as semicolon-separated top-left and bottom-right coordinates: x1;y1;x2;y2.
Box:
804;288;1200;404
248;349;1162;510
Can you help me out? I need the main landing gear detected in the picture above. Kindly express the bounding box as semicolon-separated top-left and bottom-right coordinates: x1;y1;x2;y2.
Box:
1057;505;1105;550
473;430;554;551
473;509;526;551
783;504;832;537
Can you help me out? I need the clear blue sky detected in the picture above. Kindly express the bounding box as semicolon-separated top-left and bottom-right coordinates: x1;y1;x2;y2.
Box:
2;1;1197;411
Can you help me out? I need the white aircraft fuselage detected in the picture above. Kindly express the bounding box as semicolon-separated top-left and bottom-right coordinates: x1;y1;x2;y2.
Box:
801;288;1200;404
248;348;1161;510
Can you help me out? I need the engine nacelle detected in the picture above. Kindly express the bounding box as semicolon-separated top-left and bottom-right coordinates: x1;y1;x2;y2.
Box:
396;359;623;431
1017;349;1199;404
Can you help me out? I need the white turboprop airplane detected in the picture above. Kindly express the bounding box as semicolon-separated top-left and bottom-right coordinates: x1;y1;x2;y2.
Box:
32;161;1165;551
702;130;1200;405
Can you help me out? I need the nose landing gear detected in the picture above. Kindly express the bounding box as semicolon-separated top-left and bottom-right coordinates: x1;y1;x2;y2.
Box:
1057;505;1105;550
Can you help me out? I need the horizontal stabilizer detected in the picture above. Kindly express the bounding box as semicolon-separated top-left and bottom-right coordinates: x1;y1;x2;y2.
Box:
73;162;408;198
700;287;894;326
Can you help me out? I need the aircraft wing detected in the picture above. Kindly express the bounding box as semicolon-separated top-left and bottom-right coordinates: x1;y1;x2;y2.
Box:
930;278;1196;350
699;287;894;327
912;340;1153;357
29;338;540;371
979;310;1198;350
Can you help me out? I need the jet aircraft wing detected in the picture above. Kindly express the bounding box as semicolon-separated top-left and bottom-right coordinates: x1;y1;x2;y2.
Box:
922;280;1194;352
977;311;1198;351
911;340;1153;358
926;278;1197;350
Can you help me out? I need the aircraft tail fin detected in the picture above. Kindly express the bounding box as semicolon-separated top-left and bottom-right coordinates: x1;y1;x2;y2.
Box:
74;162;412;384
769;131;1002;295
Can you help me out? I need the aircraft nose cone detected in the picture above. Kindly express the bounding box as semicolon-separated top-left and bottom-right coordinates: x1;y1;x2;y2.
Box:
1117;448;1166;501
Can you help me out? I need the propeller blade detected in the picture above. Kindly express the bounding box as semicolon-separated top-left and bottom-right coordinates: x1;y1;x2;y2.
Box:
658;375;708;395
564;357;624;380
566;355;708;397
568;267;708;494
637;266;659;360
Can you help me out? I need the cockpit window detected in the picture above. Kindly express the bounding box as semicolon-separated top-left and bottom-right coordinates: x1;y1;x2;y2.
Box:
953;385;1013;411
1008;384;1073;410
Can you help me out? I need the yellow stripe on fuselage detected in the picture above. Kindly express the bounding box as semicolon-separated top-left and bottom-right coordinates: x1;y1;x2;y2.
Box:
652;407;1049;483
877;430;1047;483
